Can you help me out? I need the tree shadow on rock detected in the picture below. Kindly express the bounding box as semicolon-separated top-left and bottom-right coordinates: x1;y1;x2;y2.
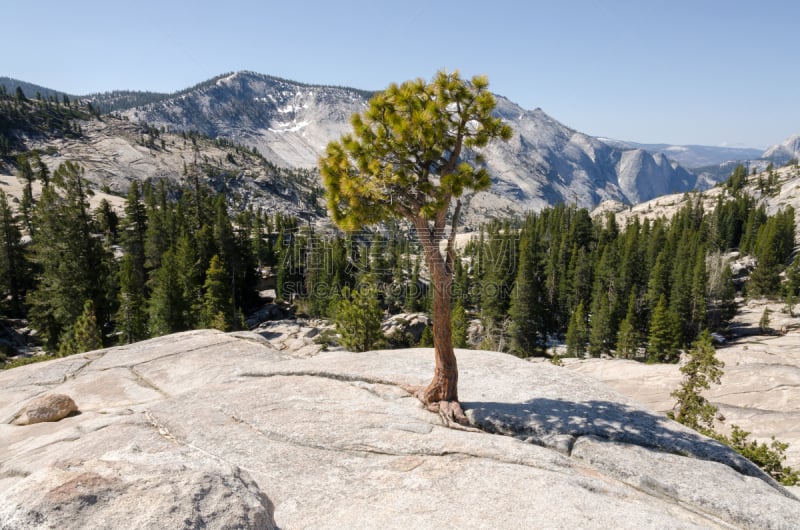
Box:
463;397;765;480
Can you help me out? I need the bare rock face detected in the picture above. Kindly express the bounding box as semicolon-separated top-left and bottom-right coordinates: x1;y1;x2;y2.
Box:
11;394;77;425
0;457;275;530
1;329;799;529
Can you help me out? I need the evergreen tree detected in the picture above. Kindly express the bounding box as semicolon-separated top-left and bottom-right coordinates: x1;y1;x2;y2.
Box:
148;249;186;337
59;300;103;356
116;254;149;344
200;254;236;331
143;180;173;271
212;196;237;296
784;256;800;316
17;155;36;236
304;233;329;317
616;293;641;359
565;299;589;357
121;181;148;290
688;248;708;339
508;223;547;357
0;190;29;316
274;228;287;302
749;208;795;297
27;162;113;351
759;307;772;334
706;252;737;331
251;210;268;268
370;232;391;286
567;245;593;315
451;300;469;349
405;254;422;312
480;222;516;326
174;232;202;328
647;294;680;362
588;243;620;357
95;198;119;242
669;330;724;434
334;277;383;352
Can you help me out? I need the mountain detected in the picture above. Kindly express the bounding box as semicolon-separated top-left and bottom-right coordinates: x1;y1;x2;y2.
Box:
476;97;696;212
598;138;763;169
763;134;800;165
120;72;372;170
0;96;324;218
112;71;697;216
0;77;72;102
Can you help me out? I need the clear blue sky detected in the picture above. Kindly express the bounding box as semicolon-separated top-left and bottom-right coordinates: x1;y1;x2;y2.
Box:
4;0;798;148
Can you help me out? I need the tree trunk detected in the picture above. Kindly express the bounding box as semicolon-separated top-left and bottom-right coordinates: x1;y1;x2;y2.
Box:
415;235;467;424
420;262;458;403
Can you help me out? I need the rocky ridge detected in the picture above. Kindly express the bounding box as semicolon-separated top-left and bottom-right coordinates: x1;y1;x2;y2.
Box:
0;111;322;218
1;329;799;528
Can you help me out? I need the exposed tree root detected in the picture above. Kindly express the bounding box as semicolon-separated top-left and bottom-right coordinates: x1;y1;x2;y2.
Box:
411;387;469;426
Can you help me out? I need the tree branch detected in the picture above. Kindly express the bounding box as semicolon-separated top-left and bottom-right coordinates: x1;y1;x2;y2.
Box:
445;199;463;274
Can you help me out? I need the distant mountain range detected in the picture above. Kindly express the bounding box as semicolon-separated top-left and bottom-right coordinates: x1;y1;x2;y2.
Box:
596;139;764;170
2;71;798;219
105;71;700;214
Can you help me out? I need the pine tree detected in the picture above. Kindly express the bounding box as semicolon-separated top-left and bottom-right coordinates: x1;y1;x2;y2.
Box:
116;254;149;344
480;223;516;326
616;293;641;359
784;256;800;316
174;232;202;329
759;307;772;334
200;254;236;331
565;299;589;357
669;330;723;433
27;162;113;351
647;294;680;363
405;254;422;312
17;155;36;236
0;190;29;316
59;300;103;356
148;248;186;337
334;277;383;352
508;223;547;357
588;243;620;357
749;207;795;297
121;181;148;290
689;248;708;339
370;232;391;286
706;252;737;331
274;228;287;302
451;300;469;349
144;180;173;271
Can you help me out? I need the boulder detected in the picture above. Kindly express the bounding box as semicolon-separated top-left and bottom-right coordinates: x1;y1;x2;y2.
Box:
381;312;430;343
11;394;78;425
0;329;798;529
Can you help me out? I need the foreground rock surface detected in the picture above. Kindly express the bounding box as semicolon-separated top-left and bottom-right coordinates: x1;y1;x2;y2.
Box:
1;330;799;529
